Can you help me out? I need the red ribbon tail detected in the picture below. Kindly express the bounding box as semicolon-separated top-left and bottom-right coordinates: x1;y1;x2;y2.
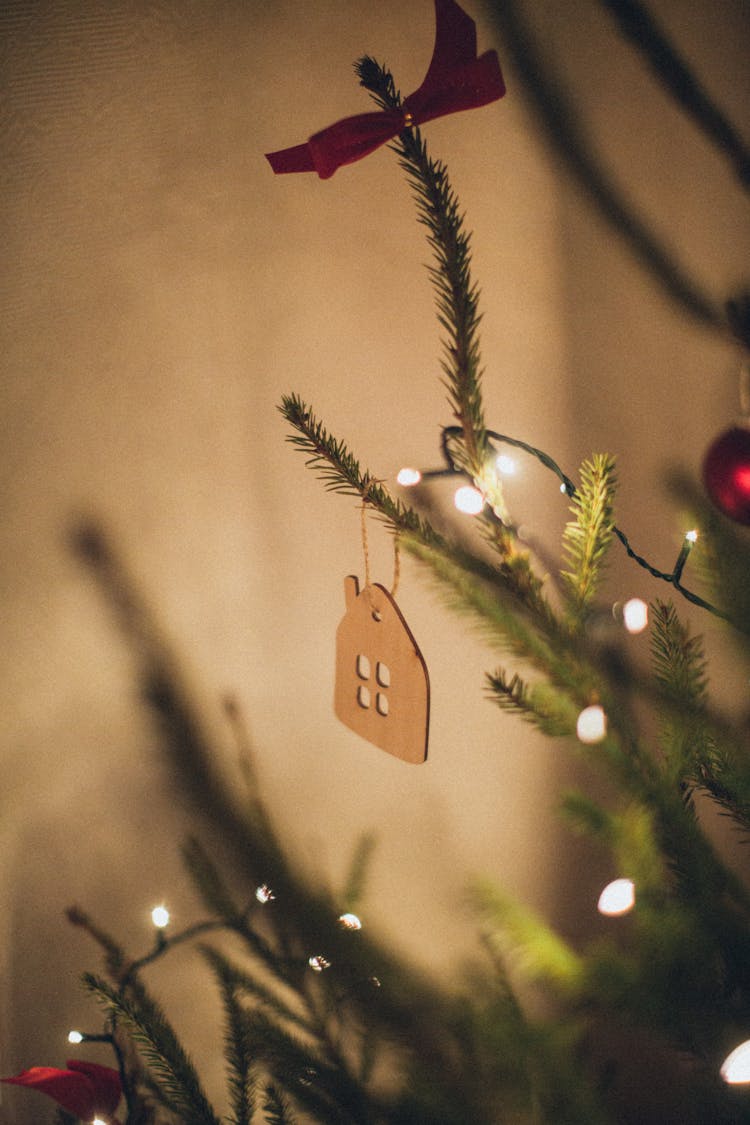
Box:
265;142;316;174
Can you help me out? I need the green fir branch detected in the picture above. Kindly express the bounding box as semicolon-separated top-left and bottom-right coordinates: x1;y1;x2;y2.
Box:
404;534;599;704
199;944;317;1041
486;668;579;737
649;599;712;786
83;972;220;1125
471;879;584;993
201;948;255;1125
561;453;618;621
279;393;445;548
242;1008;365;1125
650;600;750;830
356;57;487;478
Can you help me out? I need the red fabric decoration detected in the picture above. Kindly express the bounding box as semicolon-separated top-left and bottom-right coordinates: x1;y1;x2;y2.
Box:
265;0;505;179
703;425;750;525
1;1058;122;1121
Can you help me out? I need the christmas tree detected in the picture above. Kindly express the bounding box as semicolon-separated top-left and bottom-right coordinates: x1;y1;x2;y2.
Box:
3;1;750;1122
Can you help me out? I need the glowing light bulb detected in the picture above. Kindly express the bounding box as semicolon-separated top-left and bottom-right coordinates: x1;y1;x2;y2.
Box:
338;912;362;931
597;878;635;916
151;905;170;929
721;1039;750;1084
255;884;275;904
397;467;421;487
577;704;607;744
685;529;698;543
622;597;649;634
308;954;331;972
454;485;484;515
67;1029;84;1044
92;1118;108;1125
496;454;516;476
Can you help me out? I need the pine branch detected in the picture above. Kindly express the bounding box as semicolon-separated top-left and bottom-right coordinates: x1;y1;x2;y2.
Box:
403;534;599;705
241;1008;366;1125
201;948;255;1125
356;57;488;481
472;879;584;993
649;600;712;785
279;393;445;549
198;945;317;1041
83;972;221;1125
650;601;750;831
486;669;578;737
561;453;618;622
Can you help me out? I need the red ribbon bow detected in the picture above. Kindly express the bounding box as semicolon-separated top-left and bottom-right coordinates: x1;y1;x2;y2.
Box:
265;0;505;179
2;1058;122;1121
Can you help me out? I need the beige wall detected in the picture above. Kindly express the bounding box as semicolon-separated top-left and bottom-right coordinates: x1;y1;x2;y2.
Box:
1;1;748;1119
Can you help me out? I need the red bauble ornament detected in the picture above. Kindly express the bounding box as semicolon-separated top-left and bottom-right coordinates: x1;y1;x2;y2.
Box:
702;426;750;525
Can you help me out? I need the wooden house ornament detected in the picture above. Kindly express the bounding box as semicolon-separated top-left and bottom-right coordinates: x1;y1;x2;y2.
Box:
334;575;429;764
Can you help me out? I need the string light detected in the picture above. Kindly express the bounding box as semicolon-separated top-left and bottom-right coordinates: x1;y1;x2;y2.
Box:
255;884;275;904
454;485;484;515
622;597;649;634
391;423;726;622
151;905;170;929
92;1118;108;1125
308;955;331;972
721;1038;750;1084
576;704;607;744
67;1030;84;1044
597;878;635;916
338;912;363;930
496;453;516;475
397;467;422;486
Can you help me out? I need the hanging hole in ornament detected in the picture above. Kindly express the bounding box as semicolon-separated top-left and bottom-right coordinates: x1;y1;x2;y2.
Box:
376;692;389;716
371;608;382;622
376;662;390;688
356;654;370;680
357;685;371;710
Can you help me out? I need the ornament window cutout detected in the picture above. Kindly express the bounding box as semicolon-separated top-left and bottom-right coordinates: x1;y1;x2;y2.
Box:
334;575;429;764
355;657;391;716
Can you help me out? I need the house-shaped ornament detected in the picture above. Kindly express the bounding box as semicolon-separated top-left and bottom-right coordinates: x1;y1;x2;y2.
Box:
334;575;429;764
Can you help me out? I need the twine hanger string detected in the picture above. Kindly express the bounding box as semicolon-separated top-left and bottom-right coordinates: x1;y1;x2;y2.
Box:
360;480;400;598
